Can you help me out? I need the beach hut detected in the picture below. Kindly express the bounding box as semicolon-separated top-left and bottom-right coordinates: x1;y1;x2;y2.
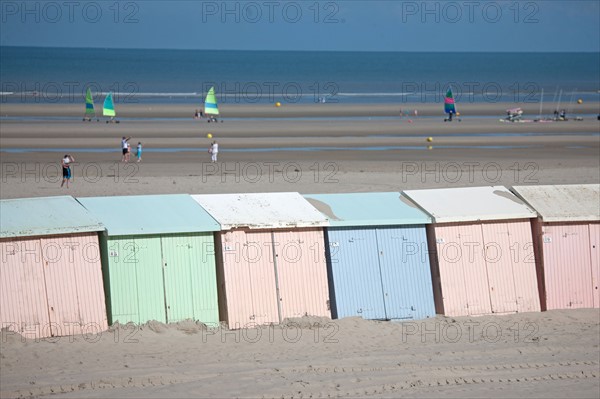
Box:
511;184;600;310
77;194;220;325
191;193;329;329
303;192;436;320
0;196;107;338
404;186;540;317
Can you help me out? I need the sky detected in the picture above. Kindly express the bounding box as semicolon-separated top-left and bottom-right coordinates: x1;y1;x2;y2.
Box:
0;0;599;52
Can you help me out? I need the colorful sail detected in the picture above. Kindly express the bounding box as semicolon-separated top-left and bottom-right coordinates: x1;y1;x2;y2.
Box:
444;88;456;114
103;92;116;117
85;88;95;116
204;87;219;115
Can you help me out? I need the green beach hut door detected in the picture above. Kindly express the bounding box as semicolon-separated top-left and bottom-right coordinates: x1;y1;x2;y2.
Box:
161;234;219;324
107;236;166;324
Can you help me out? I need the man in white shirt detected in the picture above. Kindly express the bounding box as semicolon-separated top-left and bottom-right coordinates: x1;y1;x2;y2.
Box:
210;141;219;163
121;137;131;162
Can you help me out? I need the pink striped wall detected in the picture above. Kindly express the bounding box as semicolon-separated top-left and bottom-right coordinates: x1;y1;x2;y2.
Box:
218;230;279;328
1;237;50;338
541;223;597;309
482;222;518;314
0;233;107;339
509;220;540;313
434;223;490;316
273;229;330;320
590;224;600;308
431;219;540;317
217;228;329;329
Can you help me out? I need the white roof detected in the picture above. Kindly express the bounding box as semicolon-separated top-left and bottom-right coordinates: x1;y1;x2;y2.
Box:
511;184;600;222
191;192;329;230
403;186;537;223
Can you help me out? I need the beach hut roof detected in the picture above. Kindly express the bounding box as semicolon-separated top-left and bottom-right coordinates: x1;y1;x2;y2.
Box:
511;184;600;222
77;194;220;236
403;186;536;223
303;192;431;227
0;196;104;238
191;192;328;230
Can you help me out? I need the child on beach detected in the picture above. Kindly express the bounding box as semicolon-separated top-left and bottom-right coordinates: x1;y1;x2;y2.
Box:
136;142;142;162
61;154;75;188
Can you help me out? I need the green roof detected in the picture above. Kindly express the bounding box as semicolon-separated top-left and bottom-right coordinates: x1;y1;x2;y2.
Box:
77;194;220;236
0;196;104;238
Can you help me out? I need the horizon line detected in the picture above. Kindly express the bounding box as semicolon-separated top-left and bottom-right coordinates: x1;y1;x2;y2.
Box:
1;45;599;54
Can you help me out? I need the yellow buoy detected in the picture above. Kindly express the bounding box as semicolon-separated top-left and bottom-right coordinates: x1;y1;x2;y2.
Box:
577;99;583;104
427;145;433;150
426;137;433;142
207;133;213;139
275;102;281;107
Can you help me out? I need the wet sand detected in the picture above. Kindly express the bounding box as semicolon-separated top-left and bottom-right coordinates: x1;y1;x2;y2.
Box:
1;103;598;199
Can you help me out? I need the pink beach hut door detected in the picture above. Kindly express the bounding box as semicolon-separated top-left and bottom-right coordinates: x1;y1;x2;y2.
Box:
435;223;492;316
0;238;50;338
589;224;600;308
480;223;518;314
507;221;539;313
274;229;330;320
543;224;593;309
221;230;279;328
40;234;106;337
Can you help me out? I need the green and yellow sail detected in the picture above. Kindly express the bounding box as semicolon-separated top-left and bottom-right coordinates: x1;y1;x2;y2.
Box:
103;92;116;117
85;88;95;116
204;87;219;115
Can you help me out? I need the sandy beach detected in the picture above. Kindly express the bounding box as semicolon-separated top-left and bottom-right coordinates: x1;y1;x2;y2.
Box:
1;102;599;398
1;102;599;199
1;310;599;398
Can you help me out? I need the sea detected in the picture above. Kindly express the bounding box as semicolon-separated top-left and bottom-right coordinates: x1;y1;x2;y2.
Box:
1;46;599;106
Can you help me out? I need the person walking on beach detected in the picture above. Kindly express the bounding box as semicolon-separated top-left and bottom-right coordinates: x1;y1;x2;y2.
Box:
121;137;131;162
209;141;219;162
61;154;75;188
